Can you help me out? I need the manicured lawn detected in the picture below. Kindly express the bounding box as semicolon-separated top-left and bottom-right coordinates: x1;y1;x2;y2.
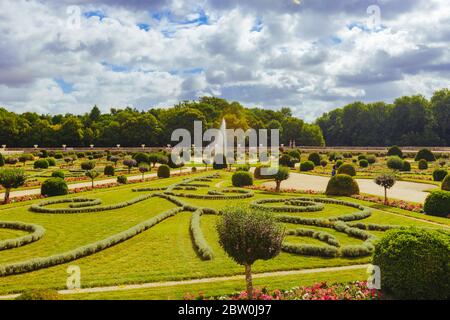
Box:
0;170;448;297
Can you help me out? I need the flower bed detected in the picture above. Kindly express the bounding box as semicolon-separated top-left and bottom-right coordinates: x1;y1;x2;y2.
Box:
352;194;423;212
184;281;381;300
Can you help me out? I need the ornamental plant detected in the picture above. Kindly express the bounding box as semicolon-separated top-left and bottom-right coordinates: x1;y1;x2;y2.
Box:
232;171;253;187
51;170;65;179
337;163;356;176
123;159;137;174
442;175;450;191
432;168;448;182
325;174;359;196
0;168;26;203
274;166;290;192
157;164;170;178
299;161;314;172
386;156;404;171
41;178;68;197
139;164;150;180
216;206;284;299
80;161;96;171
85;170;100;188
415;148;435;162
424;191;450;217
104;165;115;176
33;159;49;169
387;146;403;158
418;159;428;170
374;173;396;204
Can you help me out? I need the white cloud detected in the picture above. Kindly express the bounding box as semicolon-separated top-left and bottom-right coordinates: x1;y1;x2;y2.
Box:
0;0;449;122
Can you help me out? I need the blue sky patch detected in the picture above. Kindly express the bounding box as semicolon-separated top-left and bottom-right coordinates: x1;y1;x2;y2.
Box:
83;10;106;20
54;78;74;94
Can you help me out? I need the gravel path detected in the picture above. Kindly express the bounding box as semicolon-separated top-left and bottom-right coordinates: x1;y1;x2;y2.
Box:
262;172;437;203
0;264;370;299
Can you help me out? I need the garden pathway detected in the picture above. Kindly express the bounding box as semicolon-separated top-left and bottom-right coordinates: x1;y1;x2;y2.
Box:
0;264;370;299
262;173;437;203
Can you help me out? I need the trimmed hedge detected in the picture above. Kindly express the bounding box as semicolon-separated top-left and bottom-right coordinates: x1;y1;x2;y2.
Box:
337;164;356;176
0;221;45;251
400;160;411;172
286;228;340;247
46;157;56;166
51;170;65;179
282;243;338;257
157;164;171;178
190;209;214;260
104;165;115;176
308;153;321;166
359;159;369;168
33;159;49;169
418;159;428;170
387;146;402;158
117;175;127;184
423;191;450;217
373;228;450;299
442;175;450;191
251;198;324;213
325;174;359;196
433;169;448;182
231;171;253;187
0;207;184;277
299;161;315;172
386;156;403;170
40;178;68;197
415;148;435;162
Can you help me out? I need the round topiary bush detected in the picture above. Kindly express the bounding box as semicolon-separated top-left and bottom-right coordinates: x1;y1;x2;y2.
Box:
54;153;64;159
231;171;253;187
51;170;65;179
117;175;127;184
442;175;450;191
104;165;115;176
33;159;49;169
81;161;96;171
366;155;376;164
337;164;356;176
133;152;150;165
387;146;403;158
41;178;68;197
299;161;315;172
279;154;296;168
373;228;450;299
433;169;448;182
308;153;321;166
400;160;411;172
418;159;428;170
415;149;435;162
357;154;367;161
45;157;56;166
335;160;344;168
359;159;369;168
157;164;171;178
386;156;404;170
325;174;359;196
424;191;450;217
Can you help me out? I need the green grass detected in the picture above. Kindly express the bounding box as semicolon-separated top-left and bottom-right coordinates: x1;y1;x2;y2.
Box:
0;170;447;297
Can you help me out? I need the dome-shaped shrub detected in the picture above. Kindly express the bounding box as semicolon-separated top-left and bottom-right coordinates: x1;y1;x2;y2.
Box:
387;146;403;158
386;156;404;170
418;159;428;170
325;174;359;196
231;171;253;187
366;155;376;164
357;154;367;161
299;161;315;172
337;164;356;176
424;191;450;217
287;150;301;160
51;170;65;179
308;153;321;166
359;159;369;168
46;157;56;166
81;161;96;170
442;175;450;191
279;154;295;168
335;160;344;168
41;178;68;197
104;165;115;176
117;175;127;184
400;160;411;172
433;169;448;182
415;149;435;162
373;228;450;299
33;159;49;169
157;164;171;178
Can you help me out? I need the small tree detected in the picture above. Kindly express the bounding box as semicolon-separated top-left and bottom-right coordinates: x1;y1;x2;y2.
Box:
320;159;328;172
216;206;284;299
274;166;290;192
110;156;120;167
123;159;137;174
374;173;396;204
85;170;100;188
19;154;34;166
0;168;26;203
139;164;150;180
81;161;96;171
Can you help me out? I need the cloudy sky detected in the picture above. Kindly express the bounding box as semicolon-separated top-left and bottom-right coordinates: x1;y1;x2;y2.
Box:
0;0;449;121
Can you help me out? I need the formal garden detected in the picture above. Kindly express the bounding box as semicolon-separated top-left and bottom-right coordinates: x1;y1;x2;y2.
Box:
0;146;448;300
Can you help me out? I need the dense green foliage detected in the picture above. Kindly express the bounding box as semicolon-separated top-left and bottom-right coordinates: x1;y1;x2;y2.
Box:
387;146;403;158
157;164;171;178
81;161;96;171
424;191;450;217
274;167;290;192
432;169;448;182
307;152;321;166
33;159;49;169
418;159;428;170
41;178;69;197
0;97;324;147
317;89;450;146
442;175;450;191
279;154;296;168
386;156;404;170
337;164;356;176
415;148;435;162
359;159;368;168
231;171;253;187
325;175;359;196
400;160;411;172
117;175;127;184
104;165;115;176
299;161;315;172
373;228;450;299
0;168;26;202
51;170;65;179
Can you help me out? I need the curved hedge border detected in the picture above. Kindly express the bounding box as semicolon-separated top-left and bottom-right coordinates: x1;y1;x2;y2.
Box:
251;198;324;213
0;221;45;251
29;195;155;214
0;207;183;277
165;189;254;200
286;228;340;247
190;208;215;260
69;198;102;208
282;243;339;257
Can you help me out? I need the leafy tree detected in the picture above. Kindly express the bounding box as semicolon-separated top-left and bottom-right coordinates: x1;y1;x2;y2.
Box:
374;173;396;204
274;166;290;192
216;206;284;299
139;164;150;180
85;170;100;188
123;159;137;174
0;168;26;203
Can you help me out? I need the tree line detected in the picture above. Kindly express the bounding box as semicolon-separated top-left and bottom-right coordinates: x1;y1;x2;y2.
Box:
316;89;450;146
0;97;324;148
